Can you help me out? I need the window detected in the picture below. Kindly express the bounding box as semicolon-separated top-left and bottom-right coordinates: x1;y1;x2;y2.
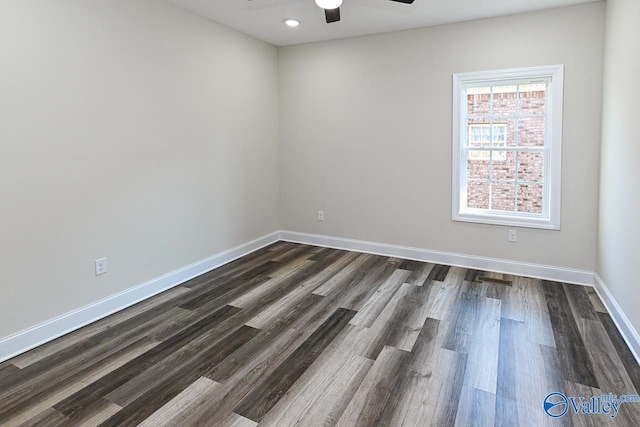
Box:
468;124;507;161
452;65;564;230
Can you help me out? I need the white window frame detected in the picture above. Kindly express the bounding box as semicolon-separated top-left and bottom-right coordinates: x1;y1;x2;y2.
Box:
452;65;564;230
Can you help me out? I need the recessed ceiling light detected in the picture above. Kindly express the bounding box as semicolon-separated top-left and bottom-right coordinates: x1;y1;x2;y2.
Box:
284;19;300;28
315;0;343;9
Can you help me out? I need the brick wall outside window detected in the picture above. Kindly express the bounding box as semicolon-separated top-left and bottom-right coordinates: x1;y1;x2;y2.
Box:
466;90;545;213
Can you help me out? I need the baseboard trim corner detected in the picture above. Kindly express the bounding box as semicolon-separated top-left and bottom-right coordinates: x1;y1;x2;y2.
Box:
593;274;640;365
280;230;594;286
0;231;281;363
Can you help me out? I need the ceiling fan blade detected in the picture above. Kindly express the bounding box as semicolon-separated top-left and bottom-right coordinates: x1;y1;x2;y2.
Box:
324;7;341;23
388;0;415;3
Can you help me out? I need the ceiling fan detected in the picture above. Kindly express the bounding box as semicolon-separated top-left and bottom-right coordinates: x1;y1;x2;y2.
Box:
315;0;415;24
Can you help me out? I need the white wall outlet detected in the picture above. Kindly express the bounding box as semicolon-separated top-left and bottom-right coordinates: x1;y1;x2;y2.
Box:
317;210;324;221
95;258;108;276
508;229;518;243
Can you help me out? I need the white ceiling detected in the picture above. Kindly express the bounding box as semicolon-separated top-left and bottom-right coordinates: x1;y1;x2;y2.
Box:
165;0;598;46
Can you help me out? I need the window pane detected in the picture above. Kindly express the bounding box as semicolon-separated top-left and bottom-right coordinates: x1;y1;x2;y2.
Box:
467;181;490;209
491;182;516;212
518;151;544;183
467;120;489;148
467;123;491;158
518;83;546;115
468;123;508;152
518;117;545;147
493;125;506;142
467;87;491;117
492;151;516;181
518;184;544;214
467;158;490;180
492;85;518;116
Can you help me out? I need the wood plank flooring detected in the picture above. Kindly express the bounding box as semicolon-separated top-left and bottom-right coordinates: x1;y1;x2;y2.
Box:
1;242;639;426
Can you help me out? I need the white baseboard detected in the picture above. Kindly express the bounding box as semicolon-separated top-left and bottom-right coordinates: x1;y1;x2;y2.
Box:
593;274;640;365
5;229;633;367
280;230;595;286
0;231;280;363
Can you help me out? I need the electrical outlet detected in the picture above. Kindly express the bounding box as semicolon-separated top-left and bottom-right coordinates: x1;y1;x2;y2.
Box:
318;210;324;221
508;229;517;243
95;258;108;276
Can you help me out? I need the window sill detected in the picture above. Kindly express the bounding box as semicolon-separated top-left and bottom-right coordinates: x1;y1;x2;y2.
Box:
452;211;560;230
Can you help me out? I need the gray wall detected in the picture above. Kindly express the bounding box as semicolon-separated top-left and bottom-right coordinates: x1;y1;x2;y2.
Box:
597;0;640;336
3;1;623;345
0;0;280;337
279;3;604;271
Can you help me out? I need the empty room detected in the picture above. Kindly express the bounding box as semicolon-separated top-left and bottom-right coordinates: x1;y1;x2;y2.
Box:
1;0;639;425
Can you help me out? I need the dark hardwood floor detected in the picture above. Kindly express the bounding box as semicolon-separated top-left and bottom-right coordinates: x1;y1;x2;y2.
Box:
1;242;639;426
